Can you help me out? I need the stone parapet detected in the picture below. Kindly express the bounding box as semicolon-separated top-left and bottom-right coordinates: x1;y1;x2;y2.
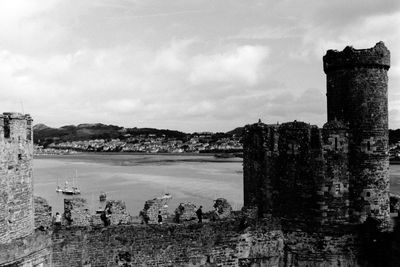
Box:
323;41;390;73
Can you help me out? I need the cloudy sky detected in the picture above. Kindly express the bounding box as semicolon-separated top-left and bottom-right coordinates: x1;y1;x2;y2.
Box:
0;0;399;132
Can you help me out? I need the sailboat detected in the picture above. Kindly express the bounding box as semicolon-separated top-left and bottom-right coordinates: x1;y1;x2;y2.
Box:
56;177;63;193
61;170;81;195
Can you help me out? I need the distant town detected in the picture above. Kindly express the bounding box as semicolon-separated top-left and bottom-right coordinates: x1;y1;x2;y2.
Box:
34;133;242;155
33;123;243;155
33;122;400;160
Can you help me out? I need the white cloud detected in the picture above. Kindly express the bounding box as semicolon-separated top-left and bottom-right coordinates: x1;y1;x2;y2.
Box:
189;45;269;86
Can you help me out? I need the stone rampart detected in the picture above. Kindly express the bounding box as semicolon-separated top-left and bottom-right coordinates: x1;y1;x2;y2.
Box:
51;218;285;267
49;216;377;267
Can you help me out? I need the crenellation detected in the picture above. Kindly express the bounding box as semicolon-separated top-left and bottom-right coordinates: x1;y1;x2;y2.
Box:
323;41;390;73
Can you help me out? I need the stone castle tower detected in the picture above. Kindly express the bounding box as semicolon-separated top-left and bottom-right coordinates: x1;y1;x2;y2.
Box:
323;42;391;225
0;112;34;243
243;42;391;229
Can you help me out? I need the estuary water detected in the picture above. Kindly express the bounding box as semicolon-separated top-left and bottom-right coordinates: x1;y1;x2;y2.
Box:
33;153;243;216
33;153;400;216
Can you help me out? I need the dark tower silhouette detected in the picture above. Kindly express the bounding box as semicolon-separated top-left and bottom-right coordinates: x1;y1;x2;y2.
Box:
323;42;391;227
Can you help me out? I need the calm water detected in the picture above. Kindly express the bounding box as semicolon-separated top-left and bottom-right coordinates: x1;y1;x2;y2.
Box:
33;153;243;216
33;153;400;216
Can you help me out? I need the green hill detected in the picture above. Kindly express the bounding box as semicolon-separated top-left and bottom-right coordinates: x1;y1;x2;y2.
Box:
33;123;188;147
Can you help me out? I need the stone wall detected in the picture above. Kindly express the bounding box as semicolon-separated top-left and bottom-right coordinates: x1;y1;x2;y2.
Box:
104;200;131;225
63;198;132;227
0;230;52;266
0;113;34;244
49;216;382;267
213;198;232;219
174;202;197;222
34;196;53;229
64;198;91;226
321;120;350;226
243;121;327;228
51;218;285;267
142;194;171;223
284;230;359;266
242;122;275;210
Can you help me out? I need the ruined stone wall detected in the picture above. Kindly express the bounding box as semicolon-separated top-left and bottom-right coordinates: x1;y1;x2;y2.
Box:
243;120;355;230
49;217;369;267
242;123;278;215
324;42;391;227
64;198;91;226
34;196;53;229
320;121;350;225
273;122;324;227
51;219;285;267
243;121;330;228
175;202;197;221
104;200;131;225
0;113;34;244
284;230;359;266
142;195;171;223
63;198;131;227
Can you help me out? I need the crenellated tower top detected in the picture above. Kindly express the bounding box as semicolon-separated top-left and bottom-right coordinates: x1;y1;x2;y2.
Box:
323;41;390;73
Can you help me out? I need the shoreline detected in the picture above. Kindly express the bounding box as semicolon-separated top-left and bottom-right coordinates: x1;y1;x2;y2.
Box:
34;152;244;164
34;151;242;158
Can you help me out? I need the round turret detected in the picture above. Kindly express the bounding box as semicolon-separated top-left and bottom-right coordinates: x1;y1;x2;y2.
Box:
323;42;391;228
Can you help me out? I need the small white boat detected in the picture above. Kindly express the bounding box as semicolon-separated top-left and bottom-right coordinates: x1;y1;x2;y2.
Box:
56;178;63;192
59;170;81;195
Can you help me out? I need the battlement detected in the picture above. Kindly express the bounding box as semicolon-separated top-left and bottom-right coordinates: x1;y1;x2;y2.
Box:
1;112;32;120
323;41;390;73
0;112;33;141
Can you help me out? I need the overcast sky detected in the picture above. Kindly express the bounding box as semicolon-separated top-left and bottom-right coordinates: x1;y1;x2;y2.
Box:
0;0;399;132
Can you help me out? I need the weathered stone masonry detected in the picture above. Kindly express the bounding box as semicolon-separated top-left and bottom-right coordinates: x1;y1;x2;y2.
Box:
51;219;286;267
243;42;391;230
1;42;398;267
324;42;391;226
0;113;34;243
0;113;52;267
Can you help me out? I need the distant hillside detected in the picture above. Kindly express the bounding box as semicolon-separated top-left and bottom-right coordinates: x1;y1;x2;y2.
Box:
226;127;244;137
33;123;190;147
33;123;125;146
125;127;187;140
